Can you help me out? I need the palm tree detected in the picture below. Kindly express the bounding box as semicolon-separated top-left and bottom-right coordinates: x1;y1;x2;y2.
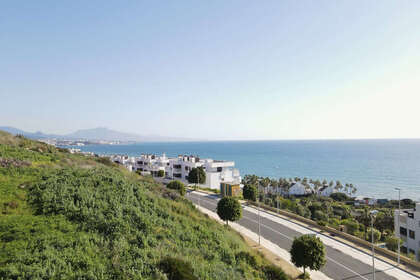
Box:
350;184;356;196
344;183;349;194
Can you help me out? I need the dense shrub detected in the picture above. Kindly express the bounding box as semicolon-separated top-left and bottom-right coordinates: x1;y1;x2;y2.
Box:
385;236;402;252
314;210;329;222
157;169;165;177
341;219;359;235
367;228;381;242
159;257;198;280
167;180;186;196
330;192;349;202
263;264;288;280
243;184;257;201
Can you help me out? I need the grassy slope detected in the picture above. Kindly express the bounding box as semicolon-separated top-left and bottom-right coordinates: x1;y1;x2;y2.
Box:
0;131;287;280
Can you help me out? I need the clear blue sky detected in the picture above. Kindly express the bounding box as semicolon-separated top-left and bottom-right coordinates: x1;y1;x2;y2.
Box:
1;1;419;140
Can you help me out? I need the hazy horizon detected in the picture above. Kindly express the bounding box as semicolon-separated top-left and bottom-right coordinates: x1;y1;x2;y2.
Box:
2;1;420;140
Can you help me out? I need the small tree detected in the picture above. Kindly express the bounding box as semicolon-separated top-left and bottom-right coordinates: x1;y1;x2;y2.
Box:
167;180;186;196
157;170;165;177
341;219;359;235
367;228;381;243
385;236;402;252
243;184;257;201
187;167;206;184
290;234;326;275
216;197;242;225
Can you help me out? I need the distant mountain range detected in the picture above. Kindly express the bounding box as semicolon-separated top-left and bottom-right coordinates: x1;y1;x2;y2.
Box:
0;126;195;142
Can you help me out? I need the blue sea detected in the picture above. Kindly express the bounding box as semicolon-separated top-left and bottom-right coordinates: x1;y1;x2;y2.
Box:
65;139;420;200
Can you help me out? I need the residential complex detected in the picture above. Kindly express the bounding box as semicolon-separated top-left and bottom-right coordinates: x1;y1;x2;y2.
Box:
110;153;241;190
394;202;420;260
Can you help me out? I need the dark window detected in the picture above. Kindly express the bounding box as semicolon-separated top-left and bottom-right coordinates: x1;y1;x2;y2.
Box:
409;249;415;255
174;164;181;169
185;166;189;171
217;167;223;172
401;246;407;254
400;227;407;236
409;230;415;239
174;173;182;178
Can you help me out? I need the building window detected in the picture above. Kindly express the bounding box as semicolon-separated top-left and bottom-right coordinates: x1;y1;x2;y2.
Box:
401;246;407;254
217;167;223;172
409;249;415;255
400;227;407;237
409;230;415;239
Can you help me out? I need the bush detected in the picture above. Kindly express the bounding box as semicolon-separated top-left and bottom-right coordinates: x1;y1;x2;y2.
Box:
262;264;288;280
243;184;257;201
167;180;186;196
385;236;402;252
366;228;381;243
330;192;349;202
341;219;359;235
159;257;198;280
157;170;165;177
314;210;329;222
235;251;258;267
317;221;327;227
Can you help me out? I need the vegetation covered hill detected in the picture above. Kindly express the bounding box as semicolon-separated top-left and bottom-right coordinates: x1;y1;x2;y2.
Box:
0;131;287;280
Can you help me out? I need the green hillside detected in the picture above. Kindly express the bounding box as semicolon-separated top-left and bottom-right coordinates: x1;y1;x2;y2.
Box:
0;131;287;280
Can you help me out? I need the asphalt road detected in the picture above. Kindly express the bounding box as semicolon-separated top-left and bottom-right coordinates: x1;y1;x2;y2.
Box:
187;191;402;280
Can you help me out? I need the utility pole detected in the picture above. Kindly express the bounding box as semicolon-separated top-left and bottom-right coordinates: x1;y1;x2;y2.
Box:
258;195;261;245
370;210;378;280
395;188;401;266
258;179;262;246
276;183;279;214
197;164;200;208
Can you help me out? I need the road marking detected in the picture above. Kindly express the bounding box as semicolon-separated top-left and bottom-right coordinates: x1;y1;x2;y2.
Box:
190;194;370;280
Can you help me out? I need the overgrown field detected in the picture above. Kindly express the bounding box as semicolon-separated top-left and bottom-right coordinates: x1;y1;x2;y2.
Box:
0;131;287;280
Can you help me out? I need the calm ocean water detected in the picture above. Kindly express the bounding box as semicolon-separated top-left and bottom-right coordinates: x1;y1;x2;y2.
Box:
66;140;420;200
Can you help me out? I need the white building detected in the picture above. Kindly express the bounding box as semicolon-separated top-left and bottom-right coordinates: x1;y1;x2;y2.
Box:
394;203;420;260
112;153;241;190
288;182;312;196
318;185;335;197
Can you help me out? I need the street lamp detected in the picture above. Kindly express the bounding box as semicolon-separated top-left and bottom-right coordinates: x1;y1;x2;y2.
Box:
370;209;379;280
197;165;200;208
395;188;401;266
258;182;261;245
